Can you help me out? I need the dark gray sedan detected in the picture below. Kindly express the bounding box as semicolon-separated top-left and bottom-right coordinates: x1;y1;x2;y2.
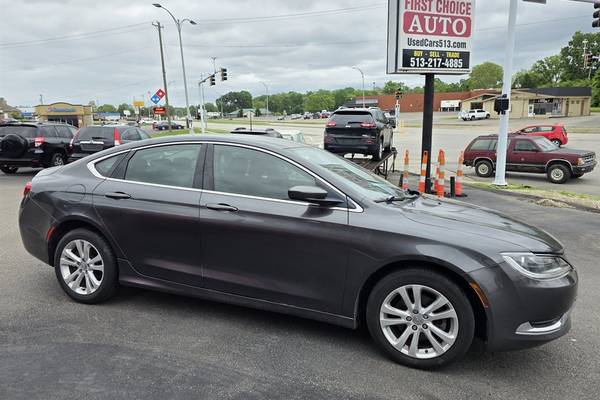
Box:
18;134;577;369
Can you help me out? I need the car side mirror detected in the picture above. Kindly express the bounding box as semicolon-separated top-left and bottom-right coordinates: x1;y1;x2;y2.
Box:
288;186;342;206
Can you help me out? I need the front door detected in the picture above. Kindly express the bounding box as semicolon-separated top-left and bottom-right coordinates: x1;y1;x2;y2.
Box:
199;143;350;314
508;139;541;172
92;143;205;286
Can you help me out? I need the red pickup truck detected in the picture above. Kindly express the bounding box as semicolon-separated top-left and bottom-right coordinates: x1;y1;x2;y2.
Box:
464;134;596;184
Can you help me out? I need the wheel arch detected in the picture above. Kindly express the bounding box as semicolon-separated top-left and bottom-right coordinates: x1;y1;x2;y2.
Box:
354;258;488;342
473;157;495;167
545;159;573;173
47;216;117;266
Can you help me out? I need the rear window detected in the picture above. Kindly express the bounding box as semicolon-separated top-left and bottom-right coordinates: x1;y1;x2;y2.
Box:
469;139;496;151
330;112;374;125
0;125;38;138
77;126;114;141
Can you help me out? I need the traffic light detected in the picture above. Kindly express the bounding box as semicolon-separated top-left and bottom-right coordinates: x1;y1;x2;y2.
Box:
594;2;600;28
220;67;228;81
209;74;216;86
585;53;593;68
395;90;403;100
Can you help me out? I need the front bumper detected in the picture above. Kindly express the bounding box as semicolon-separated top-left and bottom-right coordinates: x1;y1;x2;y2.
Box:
469;261;577;351
572;161;596;175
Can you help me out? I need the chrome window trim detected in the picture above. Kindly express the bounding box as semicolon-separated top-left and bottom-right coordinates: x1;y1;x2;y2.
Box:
86;140;364;213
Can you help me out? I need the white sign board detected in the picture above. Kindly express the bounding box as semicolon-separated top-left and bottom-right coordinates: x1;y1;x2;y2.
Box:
441;100;461;108
387;0;476;75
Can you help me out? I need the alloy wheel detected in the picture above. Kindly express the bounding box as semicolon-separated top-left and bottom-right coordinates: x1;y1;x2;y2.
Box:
550;168;564;182
379;284;459;359
53;155;65;166
478;163;489;176
59;240;104;295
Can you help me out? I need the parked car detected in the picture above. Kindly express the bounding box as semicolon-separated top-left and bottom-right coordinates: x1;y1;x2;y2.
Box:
324;107;393;161
290;114;302;120
459;109;490;121
68;125;150;163
385;112;397;128
312;112;321;119
303;112;312;120
19;134;577;369
513;124;568;147
154;121;184;131
279;130;306;143
276;115;286;121
0;122;76;173
230;127;284;138
464;134;596;184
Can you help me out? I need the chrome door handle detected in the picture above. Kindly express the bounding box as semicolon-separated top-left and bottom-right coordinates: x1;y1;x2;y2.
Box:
105;192;131;200
206;203;238;212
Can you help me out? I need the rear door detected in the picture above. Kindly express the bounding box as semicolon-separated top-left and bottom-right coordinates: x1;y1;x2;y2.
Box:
92;142;205;286
199;143;349;313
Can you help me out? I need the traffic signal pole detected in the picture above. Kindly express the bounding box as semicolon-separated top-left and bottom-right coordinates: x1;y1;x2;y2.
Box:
152;21;172;133
493;0;519;187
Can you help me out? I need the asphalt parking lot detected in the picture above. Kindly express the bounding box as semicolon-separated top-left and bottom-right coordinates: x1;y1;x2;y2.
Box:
1;169;599;400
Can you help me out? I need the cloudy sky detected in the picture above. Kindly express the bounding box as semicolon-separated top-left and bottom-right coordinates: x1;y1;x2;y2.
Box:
0;0;597;107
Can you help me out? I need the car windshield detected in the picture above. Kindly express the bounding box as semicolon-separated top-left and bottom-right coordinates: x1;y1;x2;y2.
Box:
330;112;373;125
77;126;114;140
289;147;410;202
0;125;38;138
534;137;559;152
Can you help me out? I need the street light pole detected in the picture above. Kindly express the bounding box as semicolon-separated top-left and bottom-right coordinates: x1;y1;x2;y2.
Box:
153;3;196;134
260;81;269;117
353;66;365;107
152;21;172;132
493;0;518;187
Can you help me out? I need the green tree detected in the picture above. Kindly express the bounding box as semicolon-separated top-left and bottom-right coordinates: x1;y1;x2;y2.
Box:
530;55;563;85
463;62;503;90
303;90;335;112
559;31;600;81
97;104;117;113
204;103;218;113
333;87;356;109
117;103;133;115
512;70;545;89
216;91;253;113
591;68;600;107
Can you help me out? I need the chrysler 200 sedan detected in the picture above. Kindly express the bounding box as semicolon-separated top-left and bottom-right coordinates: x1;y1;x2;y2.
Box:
18;135;577;369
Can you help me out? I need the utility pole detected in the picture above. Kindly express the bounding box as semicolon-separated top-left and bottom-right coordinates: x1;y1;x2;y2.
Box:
260;82;269;117
493;0;518;187
39;94;44;105
197;77;206;135
152;21;172;132
153;3;196;134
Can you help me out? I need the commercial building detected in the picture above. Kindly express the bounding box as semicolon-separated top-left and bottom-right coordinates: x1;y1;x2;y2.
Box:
35;102;93;127
0;97;20;120
349;87;592;118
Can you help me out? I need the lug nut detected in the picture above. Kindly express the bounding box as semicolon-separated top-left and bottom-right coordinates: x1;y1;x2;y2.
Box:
423;315;428;319
412;325;418;331
413;310;418;314
406;316;412;321
422;324;428;329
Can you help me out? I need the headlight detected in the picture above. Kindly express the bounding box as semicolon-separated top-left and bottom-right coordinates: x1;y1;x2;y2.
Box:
577;158;584;166
502;252;572;280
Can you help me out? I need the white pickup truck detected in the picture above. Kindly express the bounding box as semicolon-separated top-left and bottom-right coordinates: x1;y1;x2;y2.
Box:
459;109;490;121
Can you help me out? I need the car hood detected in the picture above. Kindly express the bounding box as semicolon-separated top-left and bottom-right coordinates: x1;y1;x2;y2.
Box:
548;148;595;157
400;196;563;254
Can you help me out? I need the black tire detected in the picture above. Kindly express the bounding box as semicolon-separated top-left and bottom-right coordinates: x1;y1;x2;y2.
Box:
0;166;19;174
485;114;490;119
372;139;383;161
474;159;494;178
48;153;66;168
470;116;475;121
366;268;475;369
551;139;562;147
385;133;393;151
0;134;28;158
53;228;118;304
547;164;571;184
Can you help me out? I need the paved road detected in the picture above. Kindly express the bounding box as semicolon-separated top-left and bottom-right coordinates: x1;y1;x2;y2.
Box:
1;171;599;399
204;116;600;196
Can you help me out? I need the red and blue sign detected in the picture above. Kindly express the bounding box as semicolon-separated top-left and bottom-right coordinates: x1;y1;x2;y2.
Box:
151;88;165;104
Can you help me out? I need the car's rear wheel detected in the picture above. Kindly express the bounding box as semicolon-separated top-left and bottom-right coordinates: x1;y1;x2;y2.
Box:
366;269;474;369
49;153;66;167
547;164;570;184
0;166;19;174
54;228;118;304
470;116;475;121
474;160;494;178
485;114;490;119
372;139;383;161
551;139;562;147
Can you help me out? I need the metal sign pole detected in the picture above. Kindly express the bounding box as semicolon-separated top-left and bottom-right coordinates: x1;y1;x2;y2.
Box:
422;73;434;194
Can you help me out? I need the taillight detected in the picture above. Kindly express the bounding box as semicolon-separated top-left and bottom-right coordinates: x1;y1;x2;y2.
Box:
326;121;337;127
360;122;377;129
34;136;45;147
114;128;121;146
23;181;32;197
69;138;74;150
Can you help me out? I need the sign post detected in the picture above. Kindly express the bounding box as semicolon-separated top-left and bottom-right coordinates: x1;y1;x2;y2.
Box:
387;0;476;193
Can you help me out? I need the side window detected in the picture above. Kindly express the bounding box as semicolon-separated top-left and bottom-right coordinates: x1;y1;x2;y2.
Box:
39;126;58;138
514;140;537;152
94;153;127;177
470;139;494;151
522;127;535;133
539;127;553;132
125;144;202;188
56;126;73;138
213;145;317;200
122;129;141;141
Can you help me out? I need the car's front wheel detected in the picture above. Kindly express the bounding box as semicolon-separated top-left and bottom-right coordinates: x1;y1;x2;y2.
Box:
366;268;475;369
0;165;19;174
547;164;571;184
474;159;494;177
54;228;118;304
551;139;562;147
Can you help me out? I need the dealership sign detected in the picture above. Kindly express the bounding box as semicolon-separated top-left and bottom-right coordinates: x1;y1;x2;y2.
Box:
387;0;476;75
153;106;166;115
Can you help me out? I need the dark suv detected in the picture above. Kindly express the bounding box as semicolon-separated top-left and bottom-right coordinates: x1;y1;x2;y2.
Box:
464;134;596;184
324;108;393;160
0;122;76;173
69;125;150;162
